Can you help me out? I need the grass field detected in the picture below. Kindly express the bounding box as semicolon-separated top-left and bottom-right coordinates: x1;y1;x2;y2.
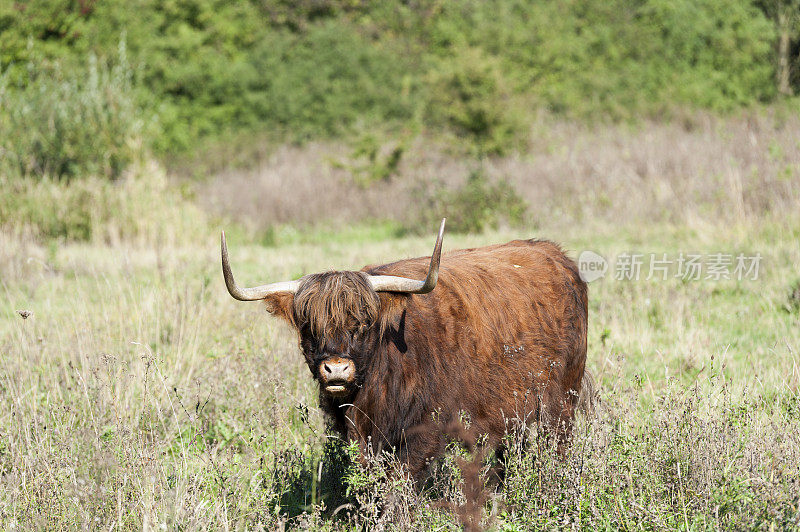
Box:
3;0;800;522
2;207;799;529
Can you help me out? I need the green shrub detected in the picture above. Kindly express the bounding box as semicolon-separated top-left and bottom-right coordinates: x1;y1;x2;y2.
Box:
0;0;787;158
0;168;207;244
0;44;148;180
424;0;777;119
785;280;800;313
242;22;416;141
426;46;524;155
335;133;408;188
144;19;417;151
407;170;528;234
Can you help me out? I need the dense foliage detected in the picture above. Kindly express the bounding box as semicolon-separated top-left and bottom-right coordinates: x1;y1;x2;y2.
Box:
0;0;795;177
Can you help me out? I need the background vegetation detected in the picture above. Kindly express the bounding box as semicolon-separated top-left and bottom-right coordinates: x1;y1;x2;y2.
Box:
1;0;799;529
2;0;799;170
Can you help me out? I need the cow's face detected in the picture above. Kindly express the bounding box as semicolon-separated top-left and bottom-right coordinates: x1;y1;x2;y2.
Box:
297;323;375;398
221;221;444;396
289;271;382;398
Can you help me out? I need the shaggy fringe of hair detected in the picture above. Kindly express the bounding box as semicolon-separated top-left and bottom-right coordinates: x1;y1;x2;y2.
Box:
293;271;380;339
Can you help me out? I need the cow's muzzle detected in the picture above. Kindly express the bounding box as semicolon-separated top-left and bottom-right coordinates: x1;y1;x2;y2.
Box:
319;357;356;396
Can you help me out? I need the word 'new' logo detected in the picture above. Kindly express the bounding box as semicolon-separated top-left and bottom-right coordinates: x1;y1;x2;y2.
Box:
578;250;608;283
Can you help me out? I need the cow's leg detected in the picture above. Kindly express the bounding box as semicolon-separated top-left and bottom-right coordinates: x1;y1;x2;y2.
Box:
401;431;443;484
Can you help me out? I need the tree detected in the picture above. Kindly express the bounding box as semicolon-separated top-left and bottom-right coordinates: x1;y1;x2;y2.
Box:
757;0;800;95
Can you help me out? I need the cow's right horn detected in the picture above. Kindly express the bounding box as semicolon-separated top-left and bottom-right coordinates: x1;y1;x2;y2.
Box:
367;218;445;294
221;231;300;300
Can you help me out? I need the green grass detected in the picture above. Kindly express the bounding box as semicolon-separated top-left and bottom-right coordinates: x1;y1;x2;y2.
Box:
1;213;798;529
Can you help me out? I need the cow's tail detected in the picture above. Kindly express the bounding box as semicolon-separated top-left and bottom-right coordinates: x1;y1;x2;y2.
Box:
577;369;598;417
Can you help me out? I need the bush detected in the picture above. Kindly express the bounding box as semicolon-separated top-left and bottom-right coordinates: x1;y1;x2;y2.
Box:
423;0;776;119
0;0;787;160
145;18;416;152
426;46;524;155
407;170;528;234
336;133;408;188
0;43;148;180
0;166;207;244
243;22;415;140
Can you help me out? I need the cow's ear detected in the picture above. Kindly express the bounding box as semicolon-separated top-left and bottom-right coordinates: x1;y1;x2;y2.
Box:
377;292;410;333
263;293;296;326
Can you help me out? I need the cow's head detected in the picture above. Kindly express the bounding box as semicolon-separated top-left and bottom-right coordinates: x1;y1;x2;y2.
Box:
221;220;445;398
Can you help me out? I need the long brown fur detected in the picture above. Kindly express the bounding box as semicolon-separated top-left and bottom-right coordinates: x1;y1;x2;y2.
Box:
262;238;589;482
293;271;380;339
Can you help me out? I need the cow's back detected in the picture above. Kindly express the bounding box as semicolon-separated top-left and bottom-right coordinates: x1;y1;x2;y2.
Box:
359;239;588;453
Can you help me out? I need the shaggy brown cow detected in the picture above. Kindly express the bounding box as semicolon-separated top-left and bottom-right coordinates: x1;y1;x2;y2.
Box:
222;219;588;480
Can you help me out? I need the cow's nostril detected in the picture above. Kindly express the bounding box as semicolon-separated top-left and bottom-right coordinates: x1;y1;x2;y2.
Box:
323;363;331;373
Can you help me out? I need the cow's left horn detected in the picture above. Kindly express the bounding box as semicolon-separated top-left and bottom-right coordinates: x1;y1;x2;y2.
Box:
221;231;300;300
367;218;445;294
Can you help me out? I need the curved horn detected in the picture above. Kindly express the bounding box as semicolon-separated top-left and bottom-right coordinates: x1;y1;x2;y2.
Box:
367;218;445;294
221;231;300;301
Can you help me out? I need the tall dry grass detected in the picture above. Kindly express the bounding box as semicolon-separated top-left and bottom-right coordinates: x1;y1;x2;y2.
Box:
2;211;799;528
0;161;207;246
198;113;800;235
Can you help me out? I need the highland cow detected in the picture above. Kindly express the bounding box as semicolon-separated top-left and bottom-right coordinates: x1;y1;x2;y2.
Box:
222;219;588;480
